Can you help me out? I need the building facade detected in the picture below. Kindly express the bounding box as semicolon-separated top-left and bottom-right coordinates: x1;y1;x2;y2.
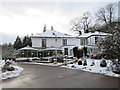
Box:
31;28;80;56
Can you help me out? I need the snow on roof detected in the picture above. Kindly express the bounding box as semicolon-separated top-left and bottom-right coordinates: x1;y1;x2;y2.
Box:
18;46;38;51
78;45;97;49
79;31;111;38
43;47;62;51
31;30;76;38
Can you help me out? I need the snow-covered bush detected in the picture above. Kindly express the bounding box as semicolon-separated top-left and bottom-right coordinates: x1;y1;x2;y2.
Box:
112;64;120;74
90;60;95;66
83;59;87;66
78;60;82;65
71;65;75;68
2;61;15;72
100;60;107;67
111;59;120;74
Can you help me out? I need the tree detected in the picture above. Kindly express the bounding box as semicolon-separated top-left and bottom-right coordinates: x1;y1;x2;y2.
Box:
81;12;92;33
23;35;32;47
71;12;92;35
2;43;15;59
99;21;120;33
73;47;78;57
13;36;23;50
95;3;117;33
98;30;120;60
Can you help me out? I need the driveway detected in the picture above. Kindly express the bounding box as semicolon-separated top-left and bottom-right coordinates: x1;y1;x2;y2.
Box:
2;63;119;88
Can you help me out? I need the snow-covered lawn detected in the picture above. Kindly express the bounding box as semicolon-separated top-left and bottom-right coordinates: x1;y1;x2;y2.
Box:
61;59;120;78
0;60;23;80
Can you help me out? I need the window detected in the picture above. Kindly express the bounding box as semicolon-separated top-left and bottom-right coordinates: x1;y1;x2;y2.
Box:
62;39;67;46
95;37;98;44
42;39;46;47
64;48;68;55
80;39;84;45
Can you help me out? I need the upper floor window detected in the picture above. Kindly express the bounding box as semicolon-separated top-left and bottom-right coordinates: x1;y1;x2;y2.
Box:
80;39;87;45
62;39;67;46
80;39;84;45
42;39;46;47
95;37;98;44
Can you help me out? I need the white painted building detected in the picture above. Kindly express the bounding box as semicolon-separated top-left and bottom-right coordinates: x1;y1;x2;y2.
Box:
79;31;111;56
31;28;80;56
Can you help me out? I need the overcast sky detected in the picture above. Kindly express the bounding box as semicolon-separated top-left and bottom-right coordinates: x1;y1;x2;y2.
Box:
0;0;119;44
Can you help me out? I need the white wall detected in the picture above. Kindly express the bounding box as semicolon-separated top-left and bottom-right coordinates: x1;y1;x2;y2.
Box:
67;38;80;46
32;37;41;47
32;37;80;48
87;37;95;46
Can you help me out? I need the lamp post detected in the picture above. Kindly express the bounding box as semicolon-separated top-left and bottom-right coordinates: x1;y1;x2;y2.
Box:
39;52;42;61
31;52;34;58
22;52;24;57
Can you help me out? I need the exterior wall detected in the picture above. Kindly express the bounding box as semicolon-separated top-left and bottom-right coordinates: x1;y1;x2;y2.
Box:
67;38;80;46
31;37;80;56
32;37;41;47
46;38;62;47
32;37;80;48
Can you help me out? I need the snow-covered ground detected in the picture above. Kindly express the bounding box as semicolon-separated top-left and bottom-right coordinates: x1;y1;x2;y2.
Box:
61;59;120;78
22;61;63;66
0;60;23;80
21;59;120;78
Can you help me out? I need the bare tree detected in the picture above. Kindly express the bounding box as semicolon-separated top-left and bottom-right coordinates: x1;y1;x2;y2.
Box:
70;17;82;35
81;12;92;33
96;3;117;28
2;43;15;60
71;12;92;35
106;3;117;26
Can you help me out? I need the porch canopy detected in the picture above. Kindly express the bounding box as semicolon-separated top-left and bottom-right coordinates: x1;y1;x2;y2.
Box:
17;46;62;58
42;47;62;57
17;46;39;58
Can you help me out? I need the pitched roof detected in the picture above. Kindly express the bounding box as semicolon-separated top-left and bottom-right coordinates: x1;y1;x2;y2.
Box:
31;30;76;38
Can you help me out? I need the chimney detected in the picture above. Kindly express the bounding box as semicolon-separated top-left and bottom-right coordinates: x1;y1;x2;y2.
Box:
51;26;53;30
43;25;46;32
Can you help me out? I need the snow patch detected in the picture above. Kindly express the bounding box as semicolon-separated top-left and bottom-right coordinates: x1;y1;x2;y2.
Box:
0;60;24;80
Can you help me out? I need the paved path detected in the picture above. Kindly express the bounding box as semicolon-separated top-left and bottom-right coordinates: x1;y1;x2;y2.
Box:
2;63;119;88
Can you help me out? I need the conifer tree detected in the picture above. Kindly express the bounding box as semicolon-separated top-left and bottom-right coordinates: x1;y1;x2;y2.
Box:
13;36;23;50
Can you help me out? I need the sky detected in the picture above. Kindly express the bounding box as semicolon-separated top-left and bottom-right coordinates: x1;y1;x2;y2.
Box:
0;0;119;44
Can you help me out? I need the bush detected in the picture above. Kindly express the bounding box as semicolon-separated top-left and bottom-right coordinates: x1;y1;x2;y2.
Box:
83;60;87;66
71;65;75;68
5;61;12;66
78;61;82;65
70;62;73;64
100;60;107;67
2;66;15;72
7;67;15;71
112;64;120;74
90;61;95;66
